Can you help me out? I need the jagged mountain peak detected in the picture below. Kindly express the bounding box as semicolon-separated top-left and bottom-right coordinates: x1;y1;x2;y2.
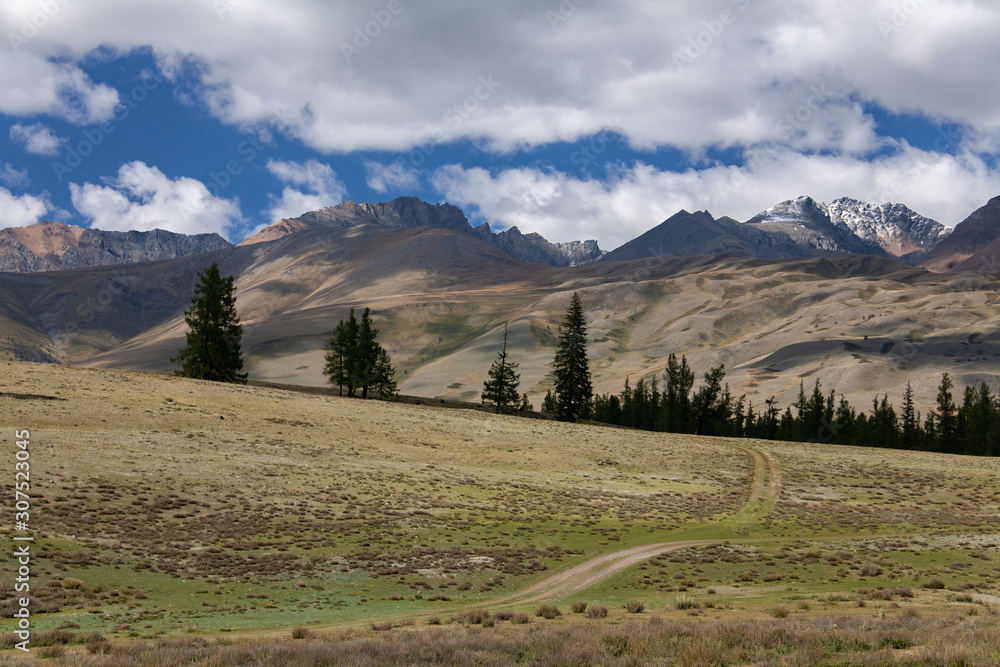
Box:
746;195;947;263
239;196;604;268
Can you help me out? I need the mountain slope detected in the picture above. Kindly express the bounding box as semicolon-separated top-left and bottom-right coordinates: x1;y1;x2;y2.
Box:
239;196;605;267
3;219;997;414
0;222;232;272
602;209;811;262
920;195;1000;272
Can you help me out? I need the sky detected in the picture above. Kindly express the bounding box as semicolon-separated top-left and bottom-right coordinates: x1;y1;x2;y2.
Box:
1;0;999;251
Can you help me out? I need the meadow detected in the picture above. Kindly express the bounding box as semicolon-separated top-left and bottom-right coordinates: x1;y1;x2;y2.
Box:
2;361;999;664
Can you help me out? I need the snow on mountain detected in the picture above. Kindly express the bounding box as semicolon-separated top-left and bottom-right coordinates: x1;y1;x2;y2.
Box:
828;198;950;259
745;196;949;263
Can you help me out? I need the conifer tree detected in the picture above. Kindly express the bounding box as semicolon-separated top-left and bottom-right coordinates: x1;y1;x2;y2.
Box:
172;262;247;384
372;347;398;399
481;322;521;414
324;307;395;400
900;381;919;450
552;292;592;422
935;372;958;453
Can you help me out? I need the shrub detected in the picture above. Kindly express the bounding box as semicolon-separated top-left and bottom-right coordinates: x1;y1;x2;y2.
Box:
370;621;393;631
493;611;513;621
457;609;491;625
586;605;608;619
772;605;790;618
571;601;588;613
536;605;561;619
601;634;629;657
511;612;531;624
61;578;83;590
624;600;644;614
291;627;311;639
86;640;112;654
674;595;698;610
860;563;882;577
923;578;946;590
427;617;441;625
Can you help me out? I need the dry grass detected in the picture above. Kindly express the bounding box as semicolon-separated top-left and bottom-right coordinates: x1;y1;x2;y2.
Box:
5;613;1000;666
0;361;752;633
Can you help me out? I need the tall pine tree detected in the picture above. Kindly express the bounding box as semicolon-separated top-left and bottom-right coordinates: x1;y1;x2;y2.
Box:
172;262;247;384
552;292;592;422
482;322;521;414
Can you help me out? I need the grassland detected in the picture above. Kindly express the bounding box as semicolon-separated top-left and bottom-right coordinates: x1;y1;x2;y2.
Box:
2;361;1000;665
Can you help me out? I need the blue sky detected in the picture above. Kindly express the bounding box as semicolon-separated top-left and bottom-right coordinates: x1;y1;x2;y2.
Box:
2;0;999;251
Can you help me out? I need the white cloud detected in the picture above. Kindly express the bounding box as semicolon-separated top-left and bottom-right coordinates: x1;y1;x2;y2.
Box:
264;159;345;221
69;161;241;238
0;162;30;189
364;160;419;194
0;51;118;124
4;0;996;155
432;148;1000;250
9;122;65;156
0;187;50;228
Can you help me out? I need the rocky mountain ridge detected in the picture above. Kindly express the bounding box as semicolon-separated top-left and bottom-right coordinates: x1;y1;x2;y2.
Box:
0;222;232;273
239;197;606;268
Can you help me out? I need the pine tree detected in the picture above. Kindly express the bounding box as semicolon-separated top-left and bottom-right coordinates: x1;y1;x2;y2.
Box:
356;308;379;399
541;389;557;414
324;319;350;396
900;381;918;450
372;347;398;399
692;365;726;435
324;307;395;400
552;292;592;422
172;262;247;384
481;322;521;414
935;372;958;453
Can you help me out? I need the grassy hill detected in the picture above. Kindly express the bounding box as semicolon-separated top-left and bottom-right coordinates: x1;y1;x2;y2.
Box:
2;362;999;662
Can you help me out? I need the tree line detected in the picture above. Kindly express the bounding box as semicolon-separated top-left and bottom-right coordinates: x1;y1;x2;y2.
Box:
591;358;1000;457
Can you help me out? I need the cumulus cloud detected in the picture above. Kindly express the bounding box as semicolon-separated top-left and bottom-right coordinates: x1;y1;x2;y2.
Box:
264;159;346;221
432;148;1000;250
69;161;241;238
9;122;65;156
364;160;419;194
3;0;997;155
0;51;118;124
0;187;50;228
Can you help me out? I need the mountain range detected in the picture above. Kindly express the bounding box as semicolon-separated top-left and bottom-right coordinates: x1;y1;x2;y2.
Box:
0;222;231;273
0;195;964;273
1;193;999;413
